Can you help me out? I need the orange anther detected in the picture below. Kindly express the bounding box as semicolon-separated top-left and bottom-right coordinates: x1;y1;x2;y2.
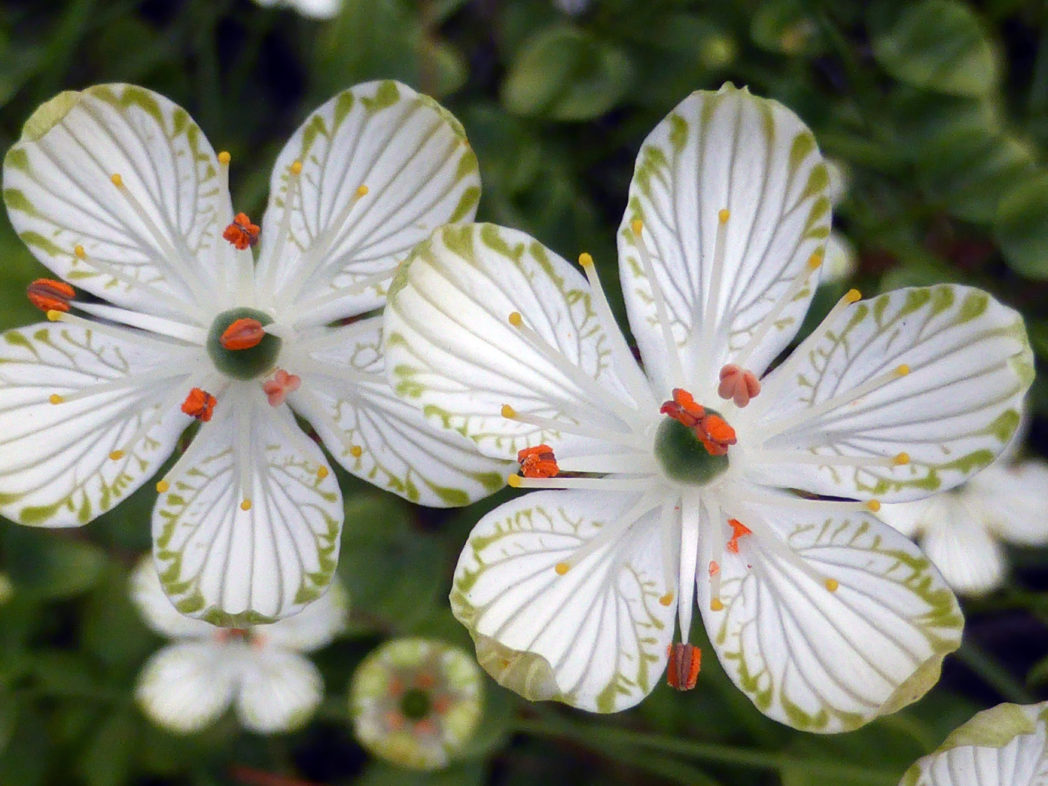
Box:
696;413;737;456
726;518;752;554
181;388;216;422
414;718;437;735
659;388;705;428
517;444;559;478
222;212;260;250
666;642;702;691
717;363;761;407
415;672;436;690
432;695;452;715
220;318;265;350
27;279;75;313
263;368;301;406
708;560;720;577
384;710;405;731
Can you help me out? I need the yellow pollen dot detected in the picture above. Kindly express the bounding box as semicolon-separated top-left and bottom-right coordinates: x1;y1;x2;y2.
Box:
349;445;363;458
356;184;369;197
240;499;252;511
895;364;910;376
109;450;125;461
554;562;571;575
718;208;730;223
217;151;231;165
45;309;63;322
110;173;123;188
658;593;674;606
844;288;861;303
865;499;881;512
49;394;64;405
506;474;522;488
156;480;170;493
631;219;643;236
501;404;517;419
825;578;840;592
508;311;523;327
578;252;594;268
710;598;724;611
807;252;823;269
893;452;910;465
290;160;303;175
316;466;329;479
74;245;86;259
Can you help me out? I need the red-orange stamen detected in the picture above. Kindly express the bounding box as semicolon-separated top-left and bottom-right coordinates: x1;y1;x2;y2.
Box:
27;279;75;313
708;560;720;577
220;318;265;350
661;388;737;456
181;388;217;422
660;387;706;428
726;518;752;554
666;642;702;691
263;369;301;406
518;444;559;478
718;364;761;408
222;212;260;250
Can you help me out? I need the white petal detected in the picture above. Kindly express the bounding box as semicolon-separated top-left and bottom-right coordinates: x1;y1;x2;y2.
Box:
821;231;857;284
152;392;342;624
256;580;348;652
129;555;217;640
919;500;1006;596
697;496;962;732
257;80;479;322
136;641;234;733
234;649;323;734
875;498;932;539
385;223;644;460
0;323;188;527
967;460;1048;546
4;85;230;317
743;285;1033;502
617;83;831;394
451;490;675;712
290;317;511;506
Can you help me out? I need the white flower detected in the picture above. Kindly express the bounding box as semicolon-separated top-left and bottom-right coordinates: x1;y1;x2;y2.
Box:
252;0;342;19
899;701;1048;785
1;81;507;624
383;84;1034;730
130;557;347;734
878;454;1048;595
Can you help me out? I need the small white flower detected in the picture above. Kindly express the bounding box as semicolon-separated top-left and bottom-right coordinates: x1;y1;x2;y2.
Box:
383;84;1033;729
253;0;342;19
130;557;347;734
1;81;506;624
899;701;1048;785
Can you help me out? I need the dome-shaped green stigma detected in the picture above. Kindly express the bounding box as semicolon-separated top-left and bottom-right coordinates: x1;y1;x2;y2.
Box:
654;414;730;486
206;307;281;380
400;688;432;721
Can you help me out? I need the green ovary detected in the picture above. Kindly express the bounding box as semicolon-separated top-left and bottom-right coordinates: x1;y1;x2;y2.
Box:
206;307;282;380
654;417;730;485
400;688;432;721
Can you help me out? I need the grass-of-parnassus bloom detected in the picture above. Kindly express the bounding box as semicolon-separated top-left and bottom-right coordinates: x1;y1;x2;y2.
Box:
130;556;347;734
0;81;507;625
252;0;341;18
383;84;1034;731
349;637;484;770
898;700;1048;785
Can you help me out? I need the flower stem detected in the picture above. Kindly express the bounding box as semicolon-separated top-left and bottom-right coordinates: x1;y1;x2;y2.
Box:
955;640;1036;704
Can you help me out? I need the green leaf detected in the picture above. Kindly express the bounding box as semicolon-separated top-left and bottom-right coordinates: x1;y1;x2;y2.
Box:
871;0;999;97
995;173;1048;279
2;528;107;600
76;710;136;786
501;26;632;120
751;0;823;56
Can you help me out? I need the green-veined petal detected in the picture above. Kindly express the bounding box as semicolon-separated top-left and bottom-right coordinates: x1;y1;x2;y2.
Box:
130;555;216;640
234;648;324;733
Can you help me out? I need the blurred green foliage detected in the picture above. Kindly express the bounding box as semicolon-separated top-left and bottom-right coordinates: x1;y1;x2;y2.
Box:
1;0;1047;784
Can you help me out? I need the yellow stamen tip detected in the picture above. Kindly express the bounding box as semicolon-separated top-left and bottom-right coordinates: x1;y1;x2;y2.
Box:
710;598;724;612
807;253;823;269
74;245;86;259
658;593;674;607
156;480;170;493
508;311;523;327
501;404;517;419
349;445;363;458
554;562;571;575
110;173;123;188
578;252;594;268
825;578;839;592
865;499;881;512
45;309;63;322
290;160;303;175
844;288;861;303
631;218;643;236
316;466;329;479
357;184;369;197
507;474;522;488
893;452;910;466
240;499;252;511
217;151;231;165
895;364;910;376
109;450;125;461
718;208;730;223
49;394;64;405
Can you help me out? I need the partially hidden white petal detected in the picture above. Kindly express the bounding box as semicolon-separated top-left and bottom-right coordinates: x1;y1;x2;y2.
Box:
967;460;1048;546
234;649;323;734
153;392;342;624
290;317;511;506
257;580;348;652
4;84;230;317
0;323;187;527
875;498;932;539
129;555;217;640
385;223;643;460
257;80;479;322
698;496;962;733
136;641;234;733
744;285;1033;502
918;499;1006;596
451;490;675;712
618;83;831;395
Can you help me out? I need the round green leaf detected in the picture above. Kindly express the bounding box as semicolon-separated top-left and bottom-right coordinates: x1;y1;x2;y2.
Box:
995;173;1048;279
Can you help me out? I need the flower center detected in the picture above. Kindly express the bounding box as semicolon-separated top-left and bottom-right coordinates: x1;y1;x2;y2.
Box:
399;688;432;721
206;307;281;380
654;388;735;486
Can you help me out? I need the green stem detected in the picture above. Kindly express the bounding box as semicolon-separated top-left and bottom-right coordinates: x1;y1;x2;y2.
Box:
955;640;1035;704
